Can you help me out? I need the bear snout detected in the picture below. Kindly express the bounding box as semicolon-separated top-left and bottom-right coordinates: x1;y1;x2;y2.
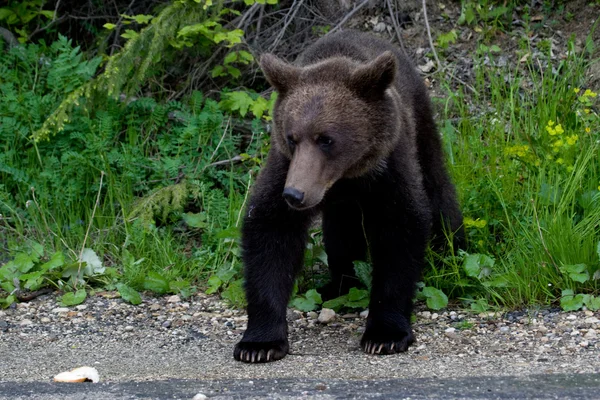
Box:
282;187;305;208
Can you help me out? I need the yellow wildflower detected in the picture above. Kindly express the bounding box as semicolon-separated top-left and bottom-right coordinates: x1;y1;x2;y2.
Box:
583;89;597;98
554;124;564;135
556;158;564;165
566;135;578;145
548;120;555;127
584;108;591;114
566;165;574;173
585;127;591;133
553;139;564;148
464;217;487;229
574;88;580;94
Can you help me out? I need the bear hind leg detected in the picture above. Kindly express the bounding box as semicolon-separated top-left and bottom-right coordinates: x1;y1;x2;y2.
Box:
321;199;368;300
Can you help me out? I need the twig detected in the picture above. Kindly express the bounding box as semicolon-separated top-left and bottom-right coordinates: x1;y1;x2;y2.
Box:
236;3;261;29
327;0;370;36
76;171;105;288
199;118;232;174
206;155;243;168
27;15;67;40
110;0;136;56
422;0;442;72
254;4;265;46
269;0;305;52
386;0;407;56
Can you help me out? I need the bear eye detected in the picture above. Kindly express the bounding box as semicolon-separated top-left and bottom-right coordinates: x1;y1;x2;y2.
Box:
287;135;297;150
316;135;333;148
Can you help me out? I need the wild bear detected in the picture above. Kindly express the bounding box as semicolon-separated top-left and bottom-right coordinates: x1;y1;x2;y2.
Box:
233;30;463;363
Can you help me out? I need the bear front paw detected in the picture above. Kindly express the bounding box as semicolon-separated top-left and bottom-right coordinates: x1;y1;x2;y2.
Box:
360;324;415;355
234;339;289;363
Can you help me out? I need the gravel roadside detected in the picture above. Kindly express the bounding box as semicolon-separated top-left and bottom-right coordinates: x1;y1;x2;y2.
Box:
1;293;599;384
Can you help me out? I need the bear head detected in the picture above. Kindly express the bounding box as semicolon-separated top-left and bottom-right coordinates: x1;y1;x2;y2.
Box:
260;51;402;210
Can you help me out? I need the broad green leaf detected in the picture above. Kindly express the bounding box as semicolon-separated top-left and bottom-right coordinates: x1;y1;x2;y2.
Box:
422;286;448;310
20;270;45;290
211;65;225;78
322;295;348;312
13;253;35;273
61;289;87;306
103;23;116;30
250;96;268;119
585;296;600;311
29;242;44;262
353;261;372;289
40;251;65;271
182;212;207;228
79;248;105;275
560;289;584;312
143;271;170;294
305;289;323;305
205;275;222;294
221;279;246;308
463;254;494;279
169;280;191;292
345;297;370;309
223;52;238;64
226;66;241;79
560;264;589;283
291;296;318;312
219;91;254;117
0;295;16;309
117;283;142;305
347;287;368;302
121;30;139;40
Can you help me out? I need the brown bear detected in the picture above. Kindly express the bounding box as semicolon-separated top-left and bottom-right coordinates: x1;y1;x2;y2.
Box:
234;30;463;363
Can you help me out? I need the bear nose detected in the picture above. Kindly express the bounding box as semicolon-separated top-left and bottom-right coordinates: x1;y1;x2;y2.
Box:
282;187;304;207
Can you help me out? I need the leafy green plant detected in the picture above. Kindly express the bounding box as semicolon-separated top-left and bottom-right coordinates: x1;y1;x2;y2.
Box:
291;289;323;312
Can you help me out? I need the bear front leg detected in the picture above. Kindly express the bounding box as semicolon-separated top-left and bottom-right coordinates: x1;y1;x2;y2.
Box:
360;197;430;355
234;151;313;363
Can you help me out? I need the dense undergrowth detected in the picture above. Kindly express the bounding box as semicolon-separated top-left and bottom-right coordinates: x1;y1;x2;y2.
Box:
1;0;599;312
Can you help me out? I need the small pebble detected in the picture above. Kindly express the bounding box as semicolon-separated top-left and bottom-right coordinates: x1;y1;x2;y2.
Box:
318;308;336;324
167;295;181;303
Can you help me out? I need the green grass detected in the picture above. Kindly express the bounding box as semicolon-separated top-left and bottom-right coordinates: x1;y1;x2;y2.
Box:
1;30;599;312
427;39;600;310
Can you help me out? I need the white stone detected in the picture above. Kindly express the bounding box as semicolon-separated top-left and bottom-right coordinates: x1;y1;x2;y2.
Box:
52;307;69;313
167;295;181;303
192;393;208;400
584;329;597;339
445;327;456;333
318;308;336;324
360;310;369;319
19;319;33;326
567;315;577;320
431;313;439;320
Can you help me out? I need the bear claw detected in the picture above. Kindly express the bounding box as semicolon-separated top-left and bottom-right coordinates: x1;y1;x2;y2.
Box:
360;325;414;355
234;340;288;363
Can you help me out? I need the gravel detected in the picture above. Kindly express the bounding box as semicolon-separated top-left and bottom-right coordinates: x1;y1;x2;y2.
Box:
0;292;599;383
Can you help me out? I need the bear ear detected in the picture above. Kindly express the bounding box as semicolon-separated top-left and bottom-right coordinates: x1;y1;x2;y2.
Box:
349;51;397;98
260;53;301;94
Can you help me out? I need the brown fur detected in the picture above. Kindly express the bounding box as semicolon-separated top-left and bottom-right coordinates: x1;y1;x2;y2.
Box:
234;30;463;363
